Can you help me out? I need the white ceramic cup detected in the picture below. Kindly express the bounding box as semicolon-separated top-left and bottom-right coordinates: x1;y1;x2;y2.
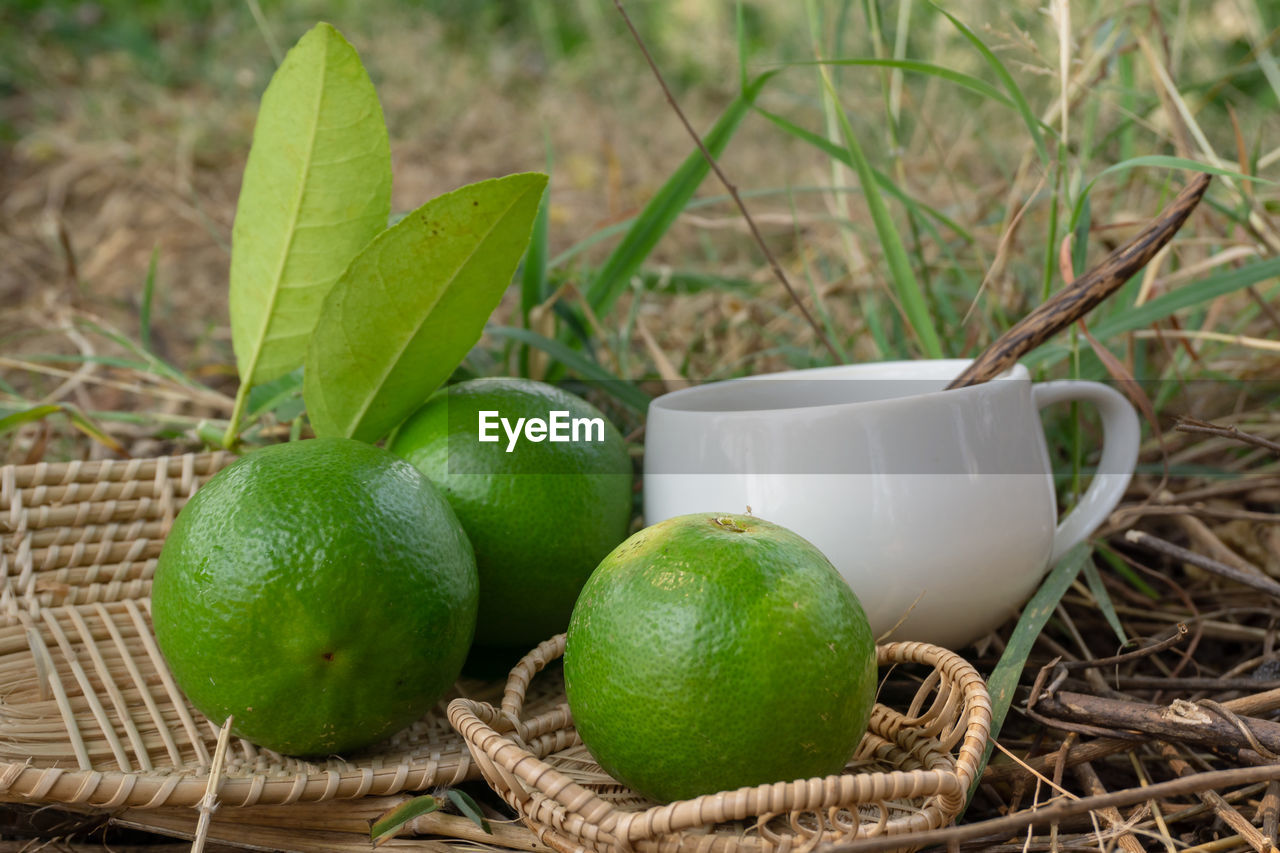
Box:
643;359;1140;649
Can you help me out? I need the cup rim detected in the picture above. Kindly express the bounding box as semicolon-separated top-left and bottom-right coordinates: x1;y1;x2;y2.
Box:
648;358;1029;415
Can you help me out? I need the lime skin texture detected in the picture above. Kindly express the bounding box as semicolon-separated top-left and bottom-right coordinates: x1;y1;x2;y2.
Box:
390;377;632;650
563;512;878;804
151;437;479;757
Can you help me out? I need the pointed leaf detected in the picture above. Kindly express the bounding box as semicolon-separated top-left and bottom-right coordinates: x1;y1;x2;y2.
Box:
305;172;549;442
486;325;652;413
753;106;974;242
520;173;552;319
821;72;944;358
1082;558;1128;645
247;367;305;422
791;57;1015;108
0;404;64;436
585;71;777;316
0;403;127;456
965;543;1091;806
1069;155;1274;232
229;22;391;389
370;795;439;847
445;789;492;834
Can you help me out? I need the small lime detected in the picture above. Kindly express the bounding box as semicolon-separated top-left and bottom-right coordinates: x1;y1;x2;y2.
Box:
390;378;632;649
151;437;478;756
564;512;877;803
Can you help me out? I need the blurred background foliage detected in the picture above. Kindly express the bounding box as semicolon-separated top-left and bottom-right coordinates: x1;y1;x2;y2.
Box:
1;0;1278;461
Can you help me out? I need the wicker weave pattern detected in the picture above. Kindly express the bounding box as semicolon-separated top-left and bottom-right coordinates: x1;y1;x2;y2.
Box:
1;453;233;614
0;452;502;809
450;635;992;853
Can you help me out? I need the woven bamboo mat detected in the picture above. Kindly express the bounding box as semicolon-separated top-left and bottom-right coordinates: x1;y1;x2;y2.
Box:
450;636;993;853
0;452;557;812
112;794;550;851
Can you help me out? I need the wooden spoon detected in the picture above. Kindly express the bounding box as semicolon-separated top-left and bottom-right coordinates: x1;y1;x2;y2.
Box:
947;172;1212;389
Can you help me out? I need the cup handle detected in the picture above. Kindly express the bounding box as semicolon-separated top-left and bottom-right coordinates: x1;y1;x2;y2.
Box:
1032;381;1141;564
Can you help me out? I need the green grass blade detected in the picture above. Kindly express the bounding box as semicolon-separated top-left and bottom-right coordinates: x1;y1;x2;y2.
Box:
0;403;126;455
585;71;777;316
1086;257;1280;340
821;73;944;358
1025;256;1280;369
0;404;64;437
370;795;438;847
1117;52;1136;163
1069;155;1275;230
73;318;201;390
521;150;553;321
966;543;1091;805
247;367;304;421
788;58;1015;109
1095;542;1161;600
140;245;158;353
930;2;1050;166
754;106;974;242
1082;557;1128;645
486;325;651;413
552;181;967;271
445;789;492;834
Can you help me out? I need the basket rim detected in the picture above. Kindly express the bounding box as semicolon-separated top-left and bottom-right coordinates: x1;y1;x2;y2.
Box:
0;755;469;810
447;634;993;849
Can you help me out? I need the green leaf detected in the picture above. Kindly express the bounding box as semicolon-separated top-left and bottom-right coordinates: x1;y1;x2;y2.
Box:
1091;154;1275;188
753;106;974;242
247;367;305;422
370;795;438;847
792;58;1016;109
140;245;159;353
485;325;652;413
304;172;549;443
1095;542;1161;600
0;404;64;436
520;171;552;319
1025;256;1280;370
229;22;391;391
0;403;127;456
966;543;1091;805
1082;557;1128;645
445;789;492;834
1068;155;1275;233
585;71;777;316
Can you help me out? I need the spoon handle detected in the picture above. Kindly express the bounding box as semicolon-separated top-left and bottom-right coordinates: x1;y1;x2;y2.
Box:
947;172;1212;390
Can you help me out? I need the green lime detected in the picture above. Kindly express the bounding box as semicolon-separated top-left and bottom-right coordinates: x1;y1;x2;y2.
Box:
151;437;478;757
563;512;877;803
389;378;632;649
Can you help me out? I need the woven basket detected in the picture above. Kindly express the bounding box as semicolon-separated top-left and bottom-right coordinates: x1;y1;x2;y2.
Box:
0;451;560;811
450;635;992;853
